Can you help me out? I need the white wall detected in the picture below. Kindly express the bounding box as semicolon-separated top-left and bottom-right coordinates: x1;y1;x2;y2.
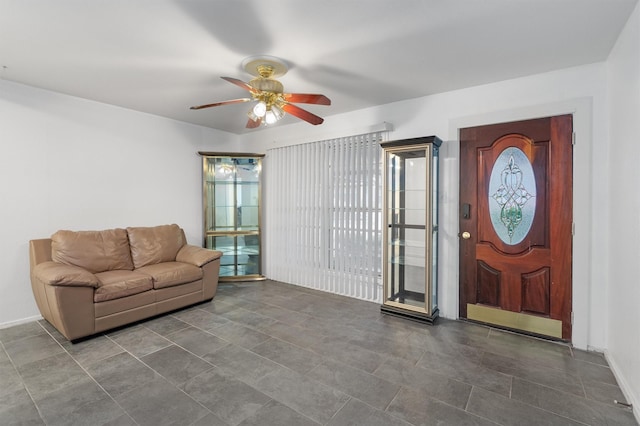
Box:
0;79;240;326
606;1;640;417
242;63;609;351
0;58;616;354
2;62;611;354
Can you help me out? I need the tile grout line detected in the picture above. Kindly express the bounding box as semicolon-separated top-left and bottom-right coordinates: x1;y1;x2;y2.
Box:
18;321;139;426
136;317;326;426
0;335;49;425
464;385;474;412
101;331;219;424
69;332;140;425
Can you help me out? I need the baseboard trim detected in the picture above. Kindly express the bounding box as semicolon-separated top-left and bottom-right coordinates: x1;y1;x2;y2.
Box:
0;315;43;330
605;350;638;424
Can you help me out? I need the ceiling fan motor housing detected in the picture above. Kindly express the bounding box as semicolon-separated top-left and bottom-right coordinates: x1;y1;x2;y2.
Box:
249;77;284;94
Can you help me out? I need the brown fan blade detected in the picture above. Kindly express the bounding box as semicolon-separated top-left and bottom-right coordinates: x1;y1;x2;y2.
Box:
246;117;262;128
282;103;324;125
190;98;251;110
283;93;331;105
221;76;257;93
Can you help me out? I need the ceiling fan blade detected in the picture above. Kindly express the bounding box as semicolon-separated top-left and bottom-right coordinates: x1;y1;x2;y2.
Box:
283;93;331;105
246;117;262;128
190;98;251;110
282;103;324;125
221;76;257;93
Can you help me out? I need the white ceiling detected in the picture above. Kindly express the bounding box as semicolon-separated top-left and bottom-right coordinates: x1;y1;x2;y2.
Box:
0;0;637;134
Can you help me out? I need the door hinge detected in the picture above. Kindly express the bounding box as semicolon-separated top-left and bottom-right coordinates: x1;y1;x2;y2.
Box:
572;222;576;236
572;132;576;145
571;312;574;324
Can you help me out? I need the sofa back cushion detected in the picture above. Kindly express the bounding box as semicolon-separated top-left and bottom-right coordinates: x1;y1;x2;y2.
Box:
51;228;134;273
127;224;186;268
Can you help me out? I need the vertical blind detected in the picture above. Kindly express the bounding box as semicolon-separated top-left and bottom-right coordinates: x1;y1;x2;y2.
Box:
265;132;383;302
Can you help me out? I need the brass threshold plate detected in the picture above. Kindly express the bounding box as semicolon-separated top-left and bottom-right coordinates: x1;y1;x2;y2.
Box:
467;304;562;339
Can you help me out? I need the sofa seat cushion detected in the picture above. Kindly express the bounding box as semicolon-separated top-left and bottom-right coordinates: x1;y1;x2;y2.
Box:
94;270;153;303
52;228;134;273
136;262;203;289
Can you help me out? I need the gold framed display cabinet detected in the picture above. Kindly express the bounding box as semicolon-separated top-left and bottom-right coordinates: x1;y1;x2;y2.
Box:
199;152;265;281
380;136;442;323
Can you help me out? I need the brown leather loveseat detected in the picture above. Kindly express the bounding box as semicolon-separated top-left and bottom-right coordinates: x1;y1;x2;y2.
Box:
29;224;222;341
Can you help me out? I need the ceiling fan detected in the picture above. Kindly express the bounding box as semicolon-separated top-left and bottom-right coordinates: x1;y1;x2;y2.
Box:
190;56;331;128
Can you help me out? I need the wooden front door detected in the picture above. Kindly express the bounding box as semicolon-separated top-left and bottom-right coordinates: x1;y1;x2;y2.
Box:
459;115;573;340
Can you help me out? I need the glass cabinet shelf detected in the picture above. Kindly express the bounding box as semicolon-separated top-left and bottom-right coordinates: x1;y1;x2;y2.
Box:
387;239;427;247
199;152;265;281
386;190;427;195
381;136;442;324
388;256;427;264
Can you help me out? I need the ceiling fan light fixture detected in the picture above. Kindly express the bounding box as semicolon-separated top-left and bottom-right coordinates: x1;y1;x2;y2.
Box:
265;104;285;125
264;111;277;125
253;101;267;117
247;109;260;121
272;104;285;120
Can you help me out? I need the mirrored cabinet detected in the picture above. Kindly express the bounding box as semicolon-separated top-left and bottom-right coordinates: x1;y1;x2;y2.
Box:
199;152;265;281
380;136;442;323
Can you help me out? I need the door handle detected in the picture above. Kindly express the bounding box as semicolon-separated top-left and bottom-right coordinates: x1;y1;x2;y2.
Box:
461;231;471;239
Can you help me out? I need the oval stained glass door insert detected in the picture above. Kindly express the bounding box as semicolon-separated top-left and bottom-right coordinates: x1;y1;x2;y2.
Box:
488;147;536;245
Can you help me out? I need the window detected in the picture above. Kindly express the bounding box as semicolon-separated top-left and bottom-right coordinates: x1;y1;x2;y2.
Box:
265;132;384;301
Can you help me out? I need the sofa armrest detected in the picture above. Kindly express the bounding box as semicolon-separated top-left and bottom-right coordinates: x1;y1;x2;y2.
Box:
176;245;222;267
33;262;99;288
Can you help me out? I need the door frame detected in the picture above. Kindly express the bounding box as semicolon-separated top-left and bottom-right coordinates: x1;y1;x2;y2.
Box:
443;98;593;348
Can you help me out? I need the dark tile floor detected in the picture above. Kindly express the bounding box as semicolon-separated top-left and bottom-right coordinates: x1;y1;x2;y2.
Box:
0;280;637;426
